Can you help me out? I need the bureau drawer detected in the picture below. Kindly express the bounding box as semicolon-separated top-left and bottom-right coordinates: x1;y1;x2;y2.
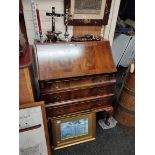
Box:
40;74;116;93
46;94;114;117
40;83;115;103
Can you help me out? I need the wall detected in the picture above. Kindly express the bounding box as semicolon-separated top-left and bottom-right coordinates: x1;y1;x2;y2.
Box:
22;0;121;45
112;34;135;67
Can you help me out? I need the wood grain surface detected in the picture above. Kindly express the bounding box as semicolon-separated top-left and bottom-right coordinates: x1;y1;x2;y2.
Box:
41;83;115;103
19;68;34;104
36;41;116;80
115;70;135;127
40;74;116;93
46;94;114;117
73;26;102;37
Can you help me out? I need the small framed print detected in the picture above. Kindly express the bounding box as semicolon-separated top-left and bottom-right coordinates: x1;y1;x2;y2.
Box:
50;112;96;149
65;0;112;25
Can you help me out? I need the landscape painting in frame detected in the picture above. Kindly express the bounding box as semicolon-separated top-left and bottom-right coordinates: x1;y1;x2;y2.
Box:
60;118;89;140
51;112;96;149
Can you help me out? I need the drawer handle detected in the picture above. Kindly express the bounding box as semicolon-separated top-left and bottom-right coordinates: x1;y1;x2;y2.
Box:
94;100;102;106
54;95;61;101
99;88;105;93
53;83;59;89
93;78;103;83
40;83;45;89
93;88;105;94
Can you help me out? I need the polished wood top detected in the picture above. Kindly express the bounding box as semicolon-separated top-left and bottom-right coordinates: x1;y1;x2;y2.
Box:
36;41;116;80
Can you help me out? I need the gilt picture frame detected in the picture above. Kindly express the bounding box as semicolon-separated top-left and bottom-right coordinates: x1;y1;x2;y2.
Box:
64;0;112;26
50;112;96;149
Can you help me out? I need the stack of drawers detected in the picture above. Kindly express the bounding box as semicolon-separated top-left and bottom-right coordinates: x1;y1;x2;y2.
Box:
40;74;116;117
34;41;117;118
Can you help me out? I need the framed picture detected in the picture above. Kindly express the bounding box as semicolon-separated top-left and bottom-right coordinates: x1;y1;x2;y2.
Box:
64;0;112;26
50;112;96;149
19;102;51;155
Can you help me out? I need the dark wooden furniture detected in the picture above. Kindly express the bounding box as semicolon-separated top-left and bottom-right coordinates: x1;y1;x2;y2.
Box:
19;46;34;105
19;45;39;105
34;41;117;118
64;0;112;26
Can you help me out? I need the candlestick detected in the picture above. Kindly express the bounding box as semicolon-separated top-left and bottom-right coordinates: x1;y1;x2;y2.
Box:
36;9;42;33
36;8;44;42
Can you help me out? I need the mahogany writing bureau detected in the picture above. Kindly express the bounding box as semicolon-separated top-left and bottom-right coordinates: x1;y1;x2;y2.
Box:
34;41;117;118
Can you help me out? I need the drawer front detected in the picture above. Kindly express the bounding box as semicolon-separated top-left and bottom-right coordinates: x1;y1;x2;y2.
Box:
41;84;115;103
46;95;114;117
40;74;116;93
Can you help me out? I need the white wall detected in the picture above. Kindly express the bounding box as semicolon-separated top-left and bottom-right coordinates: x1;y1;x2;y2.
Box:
22;0;121;45
22;0;73;44
103;0;121;45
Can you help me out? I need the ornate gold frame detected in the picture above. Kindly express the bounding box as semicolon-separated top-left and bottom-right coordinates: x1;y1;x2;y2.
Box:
50;112;96;150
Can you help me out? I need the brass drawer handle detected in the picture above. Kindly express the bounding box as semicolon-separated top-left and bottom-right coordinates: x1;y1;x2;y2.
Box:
93;88;105;94
40;83;45;89
53;83;59;89
94;100;102;106
93;78;103;83
97;102;102;106
99;88;105;93
53;95;61;101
